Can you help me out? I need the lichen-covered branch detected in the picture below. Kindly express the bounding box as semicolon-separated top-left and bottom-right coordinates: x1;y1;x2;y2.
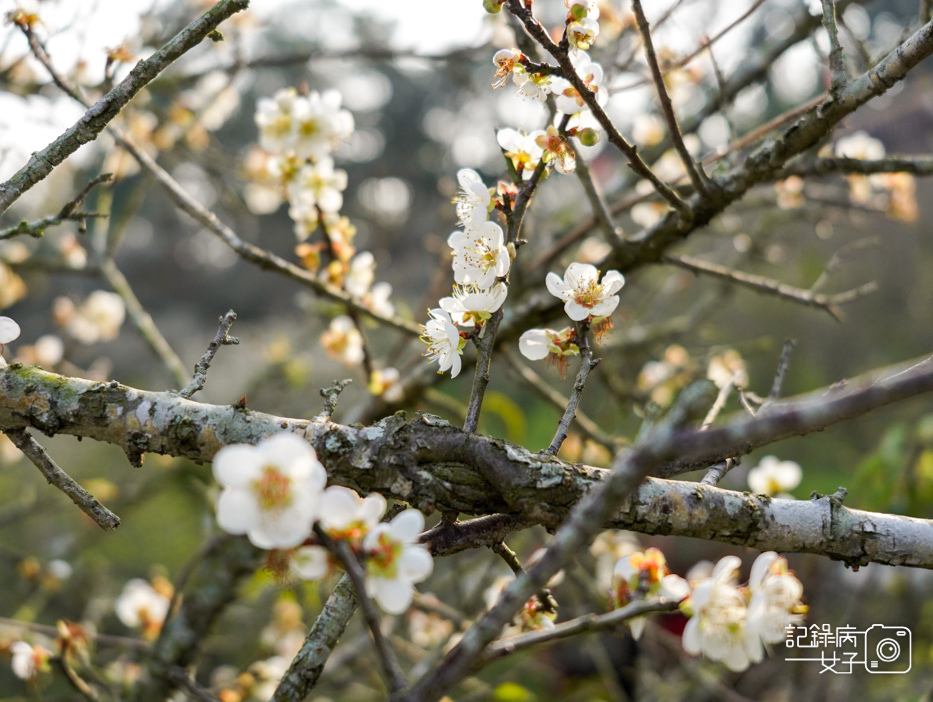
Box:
2;355;933;569
0;0;251;216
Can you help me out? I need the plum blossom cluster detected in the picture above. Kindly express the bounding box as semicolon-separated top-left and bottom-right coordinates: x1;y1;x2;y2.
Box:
519;262;624;370
212;433;433;615
489;3;606;157
610;548;807;672
248;88;401;397
420;169;509;378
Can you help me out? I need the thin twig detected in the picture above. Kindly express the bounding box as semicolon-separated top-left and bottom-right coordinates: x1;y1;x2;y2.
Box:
0;174;113;240
700;379;734;430
316;527;408;693
632;0;710;196
663;253;877;321
54;655;101;701
179;310;239;399
502;348;618;452
490;541;557;614
165;666;222;702
313;379;353;422
4;428;120;531
810;236;880;293
545;324;600;455
570;140;624;248
765;339;796;406
700;457;738;485
481;599;679;662
0;0;250;215
821;0;848;94
0;616;148;650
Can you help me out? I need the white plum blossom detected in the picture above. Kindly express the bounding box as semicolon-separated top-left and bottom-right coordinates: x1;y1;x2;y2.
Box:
550;51;609;115
567;17;599;50
366;281;396;318
0;316;21;344
292;486;387;582
681;555;752;672
744;552;806;663
497;128;545;179
448;221;510;288
747;456;802;497
345;251;376;299
321;316;365;366
439;282;508;327
546;262;624;321
10;641;48;681
115;578;171;639
420;308;465;378
513;67;554;102
255;88;353;160
610;548;689;639
291;89;355;161
492;48;521;89
212;433;327;550
56;291;125;345
518;327;578;361
255;88;299;154
363;508;433;614
288;157;348;214
453;168;491;229
834;130;885;160
566;0;599;19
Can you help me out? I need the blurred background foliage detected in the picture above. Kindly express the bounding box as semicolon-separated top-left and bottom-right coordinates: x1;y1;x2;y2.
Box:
1;0;933;699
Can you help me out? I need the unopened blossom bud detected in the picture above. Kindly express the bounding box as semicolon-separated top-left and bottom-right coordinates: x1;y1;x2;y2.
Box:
578;128;599;146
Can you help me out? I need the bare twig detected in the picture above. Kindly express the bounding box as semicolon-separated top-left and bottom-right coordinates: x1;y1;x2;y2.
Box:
481;599;679;662
0;174;113;240
821;0;848;94
545;324;600;455
502;348;617;452
490;541;557;614
765;339;796;406
700;379;734;430
313;379;353;422
700;457;738;485
0;0;250;215
571;145;624;248
179;310;239;399
316;527;407;693
632;0;711;196
4;427;120;531
663;253;877;321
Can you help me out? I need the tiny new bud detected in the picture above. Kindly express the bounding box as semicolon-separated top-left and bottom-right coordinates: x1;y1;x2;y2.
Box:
483;0;504;13
578;128;599;146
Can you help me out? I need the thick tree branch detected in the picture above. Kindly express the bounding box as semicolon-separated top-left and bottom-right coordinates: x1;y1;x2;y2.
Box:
2;354;933;571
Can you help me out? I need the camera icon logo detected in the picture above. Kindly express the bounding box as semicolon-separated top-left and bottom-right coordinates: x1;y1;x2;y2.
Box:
864;625;911;673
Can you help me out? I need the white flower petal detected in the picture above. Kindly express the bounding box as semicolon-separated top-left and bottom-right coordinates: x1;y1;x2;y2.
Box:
519;329;551;360
399;546;434;582
372;577;415;615
216;487;260;535
390;509;425;542
0;317;21;344
213;444;263;487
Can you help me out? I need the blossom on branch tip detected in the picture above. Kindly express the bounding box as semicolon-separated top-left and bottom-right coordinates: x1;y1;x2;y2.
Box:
420;308;465;378
255;88;353;160
212;433;327;550
546;262;624;321
518;327;578;361
448;221;510;288
363;509;433;614
439;282;507;327
535;125;576;174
